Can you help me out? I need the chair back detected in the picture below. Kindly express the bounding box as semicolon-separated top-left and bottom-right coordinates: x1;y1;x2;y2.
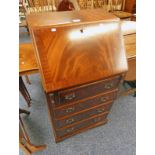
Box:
24;0;57;13
19;0;27;18
77;0;125;11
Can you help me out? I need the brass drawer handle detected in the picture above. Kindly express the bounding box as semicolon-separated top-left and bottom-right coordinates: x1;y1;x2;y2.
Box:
66;118;75;124
104;82;114;89
66;107;75;113
64;93;75;100
97;108;104;113
100;97;107;102
66;127;74;133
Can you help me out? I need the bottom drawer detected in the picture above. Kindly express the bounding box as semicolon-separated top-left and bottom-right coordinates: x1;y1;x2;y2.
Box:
55;112;108;137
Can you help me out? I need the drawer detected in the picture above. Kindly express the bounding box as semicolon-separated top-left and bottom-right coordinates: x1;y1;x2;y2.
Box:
57;75;121;105
54;90;117;118
54;102;111;128
55;113;108;137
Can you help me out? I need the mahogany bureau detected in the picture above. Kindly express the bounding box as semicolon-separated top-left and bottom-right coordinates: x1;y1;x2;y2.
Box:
27;9;128;142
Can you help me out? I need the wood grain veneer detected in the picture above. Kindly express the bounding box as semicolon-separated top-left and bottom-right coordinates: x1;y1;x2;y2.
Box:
19;21;136;76
55;118;108;142
55;113;109;137
56;75;121;104
27;9;127;93
54;102;112;128
53;89;118;118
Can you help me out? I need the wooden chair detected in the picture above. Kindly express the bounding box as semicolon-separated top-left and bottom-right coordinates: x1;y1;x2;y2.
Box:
23;0;57;13
19;0;27;19
19;108;46;155
77;0;133;20
19;0;29;34
108;0;133;20
20;0;56;34
77;0;125;10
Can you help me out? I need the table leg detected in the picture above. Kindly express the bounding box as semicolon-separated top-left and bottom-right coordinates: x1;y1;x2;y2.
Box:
25;75;31;85
19;108;30;115
19;108;46;155
19;76;31;107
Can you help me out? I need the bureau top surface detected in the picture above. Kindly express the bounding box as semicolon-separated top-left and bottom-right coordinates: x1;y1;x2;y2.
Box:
26;9;119;28
27;9;128;93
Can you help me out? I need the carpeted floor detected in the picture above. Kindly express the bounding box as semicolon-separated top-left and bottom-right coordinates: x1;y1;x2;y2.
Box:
19;74;136;155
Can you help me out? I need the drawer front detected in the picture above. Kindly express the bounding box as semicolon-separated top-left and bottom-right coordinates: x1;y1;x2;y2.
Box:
54;90;117;118
55;114;107;137
54;103;111;128
57;75;121;105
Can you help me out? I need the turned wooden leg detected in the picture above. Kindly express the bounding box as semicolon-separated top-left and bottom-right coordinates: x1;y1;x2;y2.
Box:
19;143;32;155
19;115;30;143
25;143;46;154
20;84;31;107
25;75;31;85
19;108;30;115
19;110;46;155
20;141;46;155
20;76;31;100
19;76;31;107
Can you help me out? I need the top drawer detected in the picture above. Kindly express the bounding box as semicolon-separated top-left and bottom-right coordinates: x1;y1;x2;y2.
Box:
57;75;121;105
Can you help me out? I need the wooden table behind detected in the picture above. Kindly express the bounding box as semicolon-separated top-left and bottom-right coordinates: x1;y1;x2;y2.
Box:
19;43;38;76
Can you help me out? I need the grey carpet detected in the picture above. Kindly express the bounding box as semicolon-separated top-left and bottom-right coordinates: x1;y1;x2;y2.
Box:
19;74;136;155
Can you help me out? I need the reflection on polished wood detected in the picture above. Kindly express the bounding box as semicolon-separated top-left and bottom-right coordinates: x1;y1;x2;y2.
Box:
19;21;136;76
19;20;136;95
31;22;127;93
27;9;128;93
121;21;136;35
